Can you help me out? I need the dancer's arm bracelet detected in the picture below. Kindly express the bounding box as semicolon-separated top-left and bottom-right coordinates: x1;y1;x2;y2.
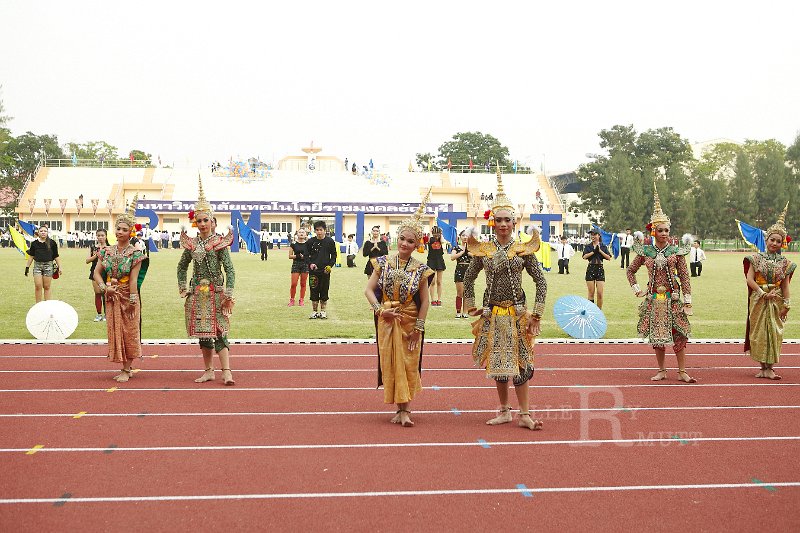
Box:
631;284;641;295
683;294;692;305
98;282;106;292
371;302;382;315
784;298;791;309
414;319;425;332
223;288;234;299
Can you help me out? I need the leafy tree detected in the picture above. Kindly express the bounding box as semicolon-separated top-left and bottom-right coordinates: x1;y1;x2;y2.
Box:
727;149;756;228
750;139;790;228
414;152;439;171
1;132;66;208
64;140;118;161
577;125;695;233
435;131;511;171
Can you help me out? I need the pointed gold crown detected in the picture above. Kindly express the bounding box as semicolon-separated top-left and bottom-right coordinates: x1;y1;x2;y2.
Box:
491;161;515;216
766;201;789;239
195;174;213;216
650;179;670;226
397;187;431;240
115;192;138;227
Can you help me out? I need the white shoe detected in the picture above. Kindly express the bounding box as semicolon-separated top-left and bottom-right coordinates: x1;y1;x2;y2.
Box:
319;311;327;319
93;314;103;322
309;312;319;319
102;314;106;321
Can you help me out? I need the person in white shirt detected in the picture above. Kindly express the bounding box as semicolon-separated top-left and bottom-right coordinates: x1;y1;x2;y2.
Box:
345;234;359;267
619;228;634;269
555;235;574;274
259;229;269;261
689;240;707;277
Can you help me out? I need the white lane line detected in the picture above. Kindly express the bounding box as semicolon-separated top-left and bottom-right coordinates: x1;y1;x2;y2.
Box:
2;481;799;504
4;353;800;359
1;435;799;454
2;405;800;418
1;383;799;392
2;366;798;373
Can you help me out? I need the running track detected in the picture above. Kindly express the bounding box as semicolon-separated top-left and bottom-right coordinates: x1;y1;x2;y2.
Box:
1;340;799;531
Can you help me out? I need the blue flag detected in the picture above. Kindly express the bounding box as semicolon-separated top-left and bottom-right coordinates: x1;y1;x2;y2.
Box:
513;160;518;173
369;158;374;169
592;224;620;258
236;219;261;254
736;219;766;252
18;219;37;237
436;217;459;246
71;153;78;166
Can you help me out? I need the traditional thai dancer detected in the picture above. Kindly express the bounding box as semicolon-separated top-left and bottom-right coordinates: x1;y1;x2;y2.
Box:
365;191;433;427
463;165;547;430
744;203;794;380
87;228;108;321
177;177;237;385
93;200;145;382
627;180;695;383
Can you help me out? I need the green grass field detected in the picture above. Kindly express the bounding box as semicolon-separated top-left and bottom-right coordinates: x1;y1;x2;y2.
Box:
2;246;797;340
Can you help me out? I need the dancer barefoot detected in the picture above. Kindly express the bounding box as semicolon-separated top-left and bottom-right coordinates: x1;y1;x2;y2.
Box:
744;203;794;380
365;191;433;427
93;201;144;382
178;177;236;385
463;164;547;430
627;180;695;383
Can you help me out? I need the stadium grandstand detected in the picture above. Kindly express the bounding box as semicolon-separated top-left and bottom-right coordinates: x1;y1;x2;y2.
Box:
14;145;568;244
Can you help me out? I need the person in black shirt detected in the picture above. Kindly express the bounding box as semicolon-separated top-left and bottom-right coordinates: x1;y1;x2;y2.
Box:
450;230;472;318
288;227;310;306
86;228;108;321
307;221;338;319
25;225;62;303
362;225;389;277
426;226;447;306
582;229;612;309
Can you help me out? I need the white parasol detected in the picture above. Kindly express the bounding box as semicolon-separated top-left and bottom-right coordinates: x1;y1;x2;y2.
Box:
25;300;79;340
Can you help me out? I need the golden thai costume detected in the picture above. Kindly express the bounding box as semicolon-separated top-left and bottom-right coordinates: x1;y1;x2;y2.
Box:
101;200;145;363
464;167;547;384
372;193;434;404
626;182;692;351
177;177;236;352
744;204;795;364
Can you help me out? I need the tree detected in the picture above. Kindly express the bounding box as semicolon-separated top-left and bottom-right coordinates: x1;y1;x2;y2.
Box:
727;149;756;229
435;131;511;171
576;125;695;233
414;152;439;171
750;139;790;228
64;141;118;161
1;132;66;208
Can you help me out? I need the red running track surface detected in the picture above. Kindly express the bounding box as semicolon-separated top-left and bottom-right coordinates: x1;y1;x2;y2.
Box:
1;342;799;531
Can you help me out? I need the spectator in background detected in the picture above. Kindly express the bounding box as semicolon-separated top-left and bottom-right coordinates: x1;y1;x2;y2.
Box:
689;240;707;277
619;228;634;269
555;235;574;275
345;234;358;268
582;229;611;308
362;226;388;278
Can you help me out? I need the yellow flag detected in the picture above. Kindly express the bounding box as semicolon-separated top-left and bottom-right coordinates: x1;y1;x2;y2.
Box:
533;241;552;271
9;226;29;259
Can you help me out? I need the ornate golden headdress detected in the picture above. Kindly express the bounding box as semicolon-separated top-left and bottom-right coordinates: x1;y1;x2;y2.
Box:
396;187;431;240
491;161;515;217
766;201;789;239
194;174;213;217
650;179;670;226
115;192;138;227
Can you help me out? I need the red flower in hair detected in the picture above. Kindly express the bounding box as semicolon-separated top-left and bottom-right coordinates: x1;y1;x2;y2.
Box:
135;223;143;231
483;209;492;220
786;235;792;243
646;223;653;232
188;210;195;221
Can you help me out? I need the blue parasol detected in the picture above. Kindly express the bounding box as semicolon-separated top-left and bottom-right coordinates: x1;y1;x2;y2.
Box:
553;295;607;339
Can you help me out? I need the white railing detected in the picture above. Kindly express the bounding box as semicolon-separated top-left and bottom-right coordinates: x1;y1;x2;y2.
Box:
44;158;154;168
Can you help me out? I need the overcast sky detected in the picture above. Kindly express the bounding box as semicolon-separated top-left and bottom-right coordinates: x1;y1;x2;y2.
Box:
1;0;798;172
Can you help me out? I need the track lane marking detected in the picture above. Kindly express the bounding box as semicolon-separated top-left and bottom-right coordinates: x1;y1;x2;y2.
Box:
2;435;800;453
2;481;800;504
